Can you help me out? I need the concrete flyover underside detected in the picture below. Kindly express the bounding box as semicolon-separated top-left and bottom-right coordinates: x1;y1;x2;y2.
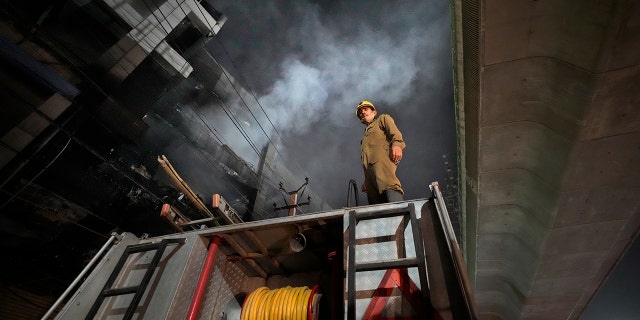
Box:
453;1;640;319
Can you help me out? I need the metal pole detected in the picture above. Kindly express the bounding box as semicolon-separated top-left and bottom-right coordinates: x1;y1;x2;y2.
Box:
41;233;119;320
186;235;221;320
288;193;298;216
346;179;359;207
430;181;480;319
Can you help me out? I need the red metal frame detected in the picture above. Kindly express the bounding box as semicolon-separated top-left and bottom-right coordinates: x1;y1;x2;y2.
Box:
362;268;438;320
186;235;221;320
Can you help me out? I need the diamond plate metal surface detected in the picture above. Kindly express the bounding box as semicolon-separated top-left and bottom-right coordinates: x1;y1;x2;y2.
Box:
57;200;430;320
353;216;418;263
164;234;249;320
344;202;427;320
195;248;249;320
354;216;403;238
166;235;206;320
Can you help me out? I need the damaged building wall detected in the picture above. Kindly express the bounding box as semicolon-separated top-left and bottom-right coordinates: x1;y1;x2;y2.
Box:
0;1;330;315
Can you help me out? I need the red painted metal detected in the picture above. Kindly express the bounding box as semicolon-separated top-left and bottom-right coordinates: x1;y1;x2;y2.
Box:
362;268;427;320
307;284;319;320
186;235;221;320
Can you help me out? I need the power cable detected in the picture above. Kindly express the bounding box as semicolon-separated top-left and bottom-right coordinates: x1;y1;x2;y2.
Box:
0;188;112;238
199;47;309;179
0;136;72;210
146;111;276;219
16;1;300;220
191;2;309;179
93;0;280;218
216;98;262;156
208;32;286;144
6;103;166;204
117;0;290;219
187;103;229;146
159;2;318;218
144;1;302;210
143;0;196;75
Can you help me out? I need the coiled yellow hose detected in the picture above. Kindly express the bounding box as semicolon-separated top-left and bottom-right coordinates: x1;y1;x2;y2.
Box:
241;285;318;320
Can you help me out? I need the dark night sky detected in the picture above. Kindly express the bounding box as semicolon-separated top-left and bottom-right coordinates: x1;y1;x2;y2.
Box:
200;1;639;319
580;234;640;320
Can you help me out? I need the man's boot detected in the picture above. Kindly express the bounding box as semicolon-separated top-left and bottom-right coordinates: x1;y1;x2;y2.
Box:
384;189;404;203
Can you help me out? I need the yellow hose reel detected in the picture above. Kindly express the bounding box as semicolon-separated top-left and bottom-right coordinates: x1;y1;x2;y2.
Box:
240;285;320;320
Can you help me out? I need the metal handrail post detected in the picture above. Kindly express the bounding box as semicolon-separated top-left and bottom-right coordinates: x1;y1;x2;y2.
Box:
41;233;120;320
346;179;359;207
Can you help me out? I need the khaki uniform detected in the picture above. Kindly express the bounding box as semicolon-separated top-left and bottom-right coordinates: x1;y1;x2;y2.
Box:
361;114;405;204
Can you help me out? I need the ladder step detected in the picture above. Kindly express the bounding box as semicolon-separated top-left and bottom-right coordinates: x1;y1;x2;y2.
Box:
127;239;169;254
85;238;185;320
347;204;429;319
353;206;412;221
102;286;141;297
354;258;420;272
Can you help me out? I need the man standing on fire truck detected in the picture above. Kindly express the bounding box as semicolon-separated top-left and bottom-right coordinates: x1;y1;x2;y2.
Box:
356;100;405;204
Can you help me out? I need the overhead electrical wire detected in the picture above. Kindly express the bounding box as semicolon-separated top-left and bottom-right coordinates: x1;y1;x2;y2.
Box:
185;69;287;190
145;0;312;216
0;3;173;233
2;6;211;229
129;0;288;219
200;45;311;181
167;72;294;219
0;1;275;239
86;2;301;212
0;189;112;238
190;103;229;146
10;0;308;221
191;2;310;180
191;47;302;201
0;136;72;210
0;104;158;235
146;111;276;219
216;97;262;156
146;0;280;171
105;0;298;219
140;0;264;165
0;122;118;237
208;32;286;143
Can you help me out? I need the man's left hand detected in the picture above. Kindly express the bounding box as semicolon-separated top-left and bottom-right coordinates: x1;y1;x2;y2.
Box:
390;146;403;163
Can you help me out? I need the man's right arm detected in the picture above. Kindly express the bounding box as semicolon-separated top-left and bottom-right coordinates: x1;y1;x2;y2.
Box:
379;114;406;150
380;114;405;163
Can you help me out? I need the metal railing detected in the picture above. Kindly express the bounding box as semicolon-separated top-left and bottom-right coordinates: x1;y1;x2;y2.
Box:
346;179;359;207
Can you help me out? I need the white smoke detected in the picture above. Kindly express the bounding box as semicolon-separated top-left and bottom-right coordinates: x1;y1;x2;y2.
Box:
255;2;433;134
208;0;453;206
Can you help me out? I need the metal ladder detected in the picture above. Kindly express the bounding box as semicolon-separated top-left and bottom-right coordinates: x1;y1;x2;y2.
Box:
85;238;185;320
346;203;429;319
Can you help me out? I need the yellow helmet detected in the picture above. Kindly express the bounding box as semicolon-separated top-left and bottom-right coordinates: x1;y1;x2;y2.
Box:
355;100;376;116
